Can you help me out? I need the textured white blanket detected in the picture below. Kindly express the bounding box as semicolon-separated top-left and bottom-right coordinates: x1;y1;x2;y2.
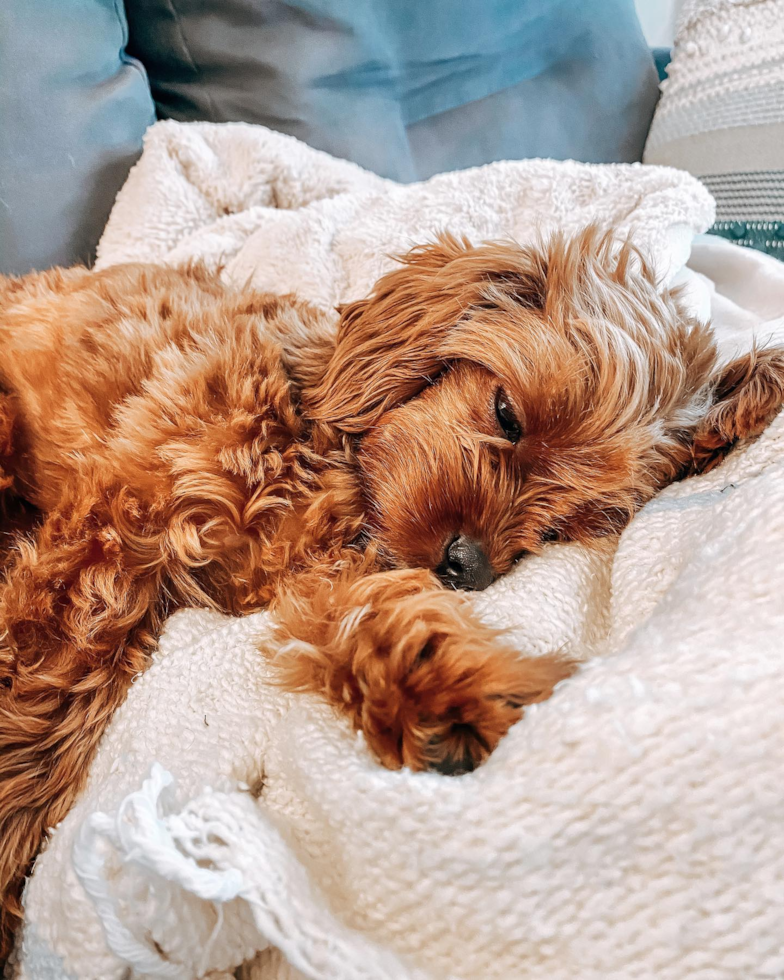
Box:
13;122;784;980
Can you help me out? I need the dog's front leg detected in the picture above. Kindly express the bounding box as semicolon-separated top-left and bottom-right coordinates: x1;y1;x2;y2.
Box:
269;564;574;775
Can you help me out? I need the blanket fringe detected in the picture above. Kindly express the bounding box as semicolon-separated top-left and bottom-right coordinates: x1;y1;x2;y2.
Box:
73;764;430;980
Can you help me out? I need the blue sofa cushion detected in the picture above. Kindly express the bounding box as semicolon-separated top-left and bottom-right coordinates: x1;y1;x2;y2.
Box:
652;47;672;84
125;0;660;182
0;0;155;274
1;0;659;272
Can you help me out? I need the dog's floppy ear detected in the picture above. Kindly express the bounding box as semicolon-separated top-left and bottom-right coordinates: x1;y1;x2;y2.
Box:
305;234;470;433
689;346;784;474
305;233;548;433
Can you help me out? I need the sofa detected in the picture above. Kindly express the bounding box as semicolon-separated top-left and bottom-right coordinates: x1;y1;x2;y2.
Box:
0;0;661;275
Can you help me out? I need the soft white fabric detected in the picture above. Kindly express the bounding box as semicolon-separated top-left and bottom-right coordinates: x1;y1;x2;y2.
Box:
13;121;784;980
95;121;714;299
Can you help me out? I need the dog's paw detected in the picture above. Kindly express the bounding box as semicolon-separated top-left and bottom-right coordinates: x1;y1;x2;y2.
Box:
270;566;575;775
355;620;575;775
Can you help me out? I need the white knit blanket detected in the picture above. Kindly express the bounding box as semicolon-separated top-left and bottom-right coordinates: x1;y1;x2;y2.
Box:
13;122;784;980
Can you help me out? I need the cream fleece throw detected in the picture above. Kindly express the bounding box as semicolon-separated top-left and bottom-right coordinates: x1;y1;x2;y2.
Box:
11;121;784;980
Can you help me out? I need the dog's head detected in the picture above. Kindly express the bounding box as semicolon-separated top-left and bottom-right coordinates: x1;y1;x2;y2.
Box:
305;228;754;589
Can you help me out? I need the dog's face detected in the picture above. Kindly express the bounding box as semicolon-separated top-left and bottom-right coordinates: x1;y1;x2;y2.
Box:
306;229;720;589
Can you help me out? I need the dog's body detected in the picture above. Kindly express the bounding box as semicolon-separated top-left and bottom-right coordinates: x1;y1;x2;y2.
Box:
0;230;782;954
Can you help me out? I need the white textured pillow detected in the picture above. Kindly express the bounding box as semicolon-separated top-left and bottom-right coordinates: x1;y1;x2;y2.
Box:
644;0;784;258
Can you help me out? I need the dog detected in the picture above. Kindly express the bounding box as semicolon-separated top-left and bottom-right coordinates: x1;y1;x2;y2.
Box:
0;227;782;954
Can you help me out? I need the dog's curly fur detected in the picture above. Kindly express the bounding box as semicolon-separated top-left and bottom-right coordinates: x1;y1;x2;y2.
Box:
0;228;782;954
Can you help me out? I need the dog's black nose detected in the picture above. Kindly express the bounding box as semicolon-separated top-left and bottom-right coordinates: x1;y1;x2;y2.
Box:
437;535;495;591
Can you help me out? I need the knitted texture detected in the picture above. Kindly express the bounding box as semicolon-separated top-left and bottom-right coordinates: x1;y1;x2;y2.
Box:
12;122;784;979
648;0;784;147
644;0;784;257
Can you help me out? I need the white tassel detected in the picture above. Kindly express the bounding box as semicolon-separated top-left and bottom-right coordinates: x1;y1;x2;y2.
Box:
73;764;243;979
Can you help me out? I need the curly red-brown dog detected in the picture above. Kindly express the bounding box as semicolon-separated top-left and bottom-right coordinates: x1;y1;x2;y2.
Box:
0;228;782;953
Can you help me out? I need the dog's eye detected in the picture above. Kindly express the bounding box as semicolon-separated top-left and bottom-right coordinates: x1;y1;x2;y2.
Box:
494;388;522;443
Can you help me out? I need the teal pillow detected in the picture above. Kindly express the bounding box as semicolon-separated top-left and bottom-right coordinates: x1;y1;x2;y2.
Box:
125;0;659;182
0;0;155;274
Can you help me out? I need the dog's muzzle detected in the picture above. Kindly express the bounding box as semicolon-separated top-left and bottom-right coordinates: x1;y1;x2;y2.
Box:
436;534;495;591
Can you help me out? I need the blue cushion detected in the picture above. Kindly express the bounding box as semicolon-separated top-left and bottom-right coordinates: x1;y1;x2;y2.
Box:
652;47;672;83
126;0;659;181
0;0;155;274
1;0;658;272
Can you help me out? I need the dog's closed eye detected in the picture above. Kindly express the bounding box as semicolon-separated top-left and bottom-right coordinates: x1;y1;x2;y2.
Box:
494;387;522;443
